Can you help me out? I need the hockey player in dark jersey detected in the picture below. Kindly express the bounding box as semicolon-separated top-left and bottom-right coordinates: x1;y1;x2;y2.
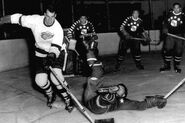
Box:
67;16;99;76
0;5;74;112
115;10;150;70
160;3;185;73
83;58;167;114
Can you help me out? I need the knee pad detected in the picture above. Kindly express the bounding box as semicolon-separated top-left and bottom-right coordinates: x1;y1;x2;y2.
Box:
35;73;48;87
91;61;104;79
50;68;64;85
87;50;97;67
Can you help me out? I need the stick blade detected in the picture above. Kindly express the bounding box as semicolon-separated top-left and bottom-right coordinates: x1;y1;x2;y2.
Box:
95;118;114;123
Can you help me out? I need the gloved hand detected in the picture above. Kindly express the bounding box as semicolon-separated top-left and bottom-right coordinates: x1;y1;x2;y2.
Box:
44;53;56;70
91;34;98;40
124;33;132;40
89;41;98;50
155;95;167;109
141;37;151;46
145;95;167;109
162;28;168;35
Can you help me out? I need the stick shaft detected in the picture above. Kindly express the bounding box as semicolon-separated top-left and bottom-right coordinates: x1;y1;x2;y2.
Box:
49;67;94;123
62;49;68;71
164;77;185;99
167;33;185;41
130;37;145;41
74;49;80;56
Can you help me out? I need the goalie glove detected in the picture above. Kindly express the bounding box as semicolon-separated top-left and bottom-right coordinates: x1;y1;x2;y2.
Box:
155;95;167;109
145;95;167;109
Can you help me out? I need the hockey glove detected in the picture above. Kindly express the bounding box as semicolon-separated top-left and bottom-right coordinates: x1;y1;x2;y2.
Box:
44;53;56;70
141;37;151;46
124;34;132;40
89;41;98;50
145;95;167;109
91;34;98;40
162;28;168;35
155;95;167;109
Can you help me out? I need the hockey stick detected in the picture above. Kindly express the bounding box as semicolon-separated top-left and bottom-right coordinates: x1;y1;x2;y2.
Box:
130;37;146;41
62;48;68;71
167;33;185;41
164;77;185;99
49;67;114;123
130;37;161;45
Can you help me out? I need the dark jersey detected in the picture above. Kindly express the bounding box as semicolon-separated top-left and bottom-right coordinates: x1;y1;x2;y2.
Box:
67;20;95;41
86;93;125;114
165;11;185;34
120;16;144;37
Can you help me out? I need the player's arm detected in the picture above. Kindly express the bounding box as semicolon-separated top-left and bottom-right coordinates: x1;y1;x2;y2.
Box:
66;21;79;50
89;22;96;34
44;26;64;69
182;13;185;37
67;21;79;40
0;13;22;25
0;14;36;29
89;22;98;40
140;20;151;42
49;26;64;58
162;12;170;34
120;17;131;39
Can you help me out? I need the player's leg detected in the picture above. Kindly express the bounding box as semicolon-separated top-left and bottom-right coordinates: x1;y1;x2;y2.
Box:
174;38;184;73
131;40;144;70
50;55;74;112
160;36;174;72
115;39;127;70
34;57;55;108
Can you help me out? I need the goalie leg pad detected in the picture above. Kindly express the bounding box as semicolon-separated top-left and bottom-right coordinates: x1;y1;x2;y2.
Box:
91;61;104;79
87;50;97;67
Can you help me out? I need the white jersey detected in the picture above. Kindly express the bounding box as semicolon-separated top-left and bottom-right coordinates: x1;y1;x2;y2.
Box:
10;13;63;58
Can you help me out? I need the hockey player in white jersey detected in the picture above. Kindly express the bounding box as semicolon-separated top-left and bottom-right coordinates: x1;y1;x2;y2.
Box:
0;5;74;112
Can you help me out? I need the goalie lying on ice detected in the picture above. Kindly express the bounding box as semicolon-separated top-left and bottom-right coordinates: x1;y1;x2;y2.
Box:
83;61;167;114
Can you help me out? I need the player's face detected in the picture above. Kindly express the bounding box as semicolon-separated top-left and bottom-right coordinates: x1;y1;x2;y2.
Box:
132;11;139;19
173;5;181;14
117;85;126;97
44;10;56;26
80;16;87;25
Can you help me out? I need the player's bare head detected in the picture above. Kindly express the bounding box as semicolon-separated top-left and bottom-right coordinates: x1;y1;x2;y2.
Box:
80;16;88;25
173;3;181;14
116;84;128;98
44;5;56;26
132;10;139;19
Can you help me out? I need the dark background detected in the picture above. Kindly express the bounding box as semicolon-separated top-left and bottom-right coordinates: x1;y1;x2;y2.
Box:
0;0;184;39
